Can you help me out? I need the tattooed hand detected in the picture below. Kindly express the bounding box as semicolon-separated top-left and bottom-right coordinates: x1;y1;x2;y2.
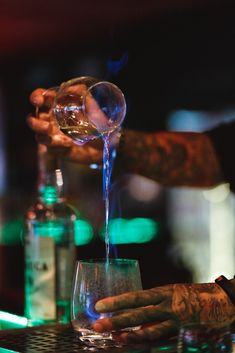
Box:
93;282;235;343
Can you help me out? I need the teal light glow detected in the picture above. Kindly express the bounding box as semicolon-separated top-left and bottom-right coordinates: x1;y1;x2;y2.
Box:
74;219;94;245
40;186;58;204
157;344;176;351
0;311;28;329
35;221;65;242
0;219;24;245
186;348;201;353
99;218;158;244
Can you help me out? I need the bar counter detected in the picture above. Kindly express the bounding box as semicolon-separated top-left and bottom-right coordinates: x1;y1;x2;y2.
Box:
0;322;177;353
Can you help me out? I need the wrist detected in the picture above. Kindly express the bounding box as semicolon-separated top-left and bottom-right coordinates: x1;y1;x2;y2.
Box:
215;275;235;305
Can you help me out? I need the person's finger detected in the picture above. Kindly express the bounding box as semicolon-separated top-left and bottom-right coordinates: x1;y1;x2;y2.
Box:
118;319;177;343
36;112;52;121
52;132;75;147
30;88;46;106
35;133;53;145
27;116;50;133
67;144;103;164
35;130;74;147
93;304;173;333
95;287;169;313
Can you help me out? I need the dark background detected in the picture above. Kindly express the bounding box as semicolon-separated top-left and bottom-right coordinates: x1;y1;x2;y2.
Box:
0;0;235;314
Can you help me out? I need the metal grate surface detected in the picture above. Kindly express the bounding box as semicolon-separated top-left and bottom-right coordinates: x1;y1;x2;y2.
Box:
0;324;157;353
0;324;86;353
0;324;234;353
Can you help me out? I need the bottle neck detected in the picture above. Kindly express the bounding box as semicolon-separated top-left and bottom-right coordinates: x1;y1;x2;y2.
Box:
37;145;64;205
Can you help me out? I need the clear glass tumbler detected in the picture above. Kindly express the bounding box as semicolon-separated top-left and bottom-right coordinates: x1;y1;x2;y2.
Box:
71;258;142;348
177;322;232;353
53;76;126;145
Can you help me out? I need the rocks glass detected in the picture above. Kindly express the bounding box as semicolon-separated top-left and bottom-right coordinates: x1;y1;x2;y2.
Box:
71;258;142;348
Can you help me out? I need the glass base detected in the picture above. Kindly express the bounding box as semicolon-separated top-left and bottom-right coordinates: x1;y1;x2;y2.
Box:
78;329;124;348
77;326;141;349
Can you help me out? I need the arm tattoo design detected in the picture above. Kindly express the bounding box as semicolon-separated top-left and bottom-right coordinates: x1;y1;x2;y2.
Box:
172;283;235;325
115;129;223;187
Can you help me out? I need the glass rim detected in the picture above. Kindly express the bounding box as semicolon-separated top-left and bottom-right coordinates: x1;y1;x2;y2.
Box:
75;258;139;265
87;80;126;105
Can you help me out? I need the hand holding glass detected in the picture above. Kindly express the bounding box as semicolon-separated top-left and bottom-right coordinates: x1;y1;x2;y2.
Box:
71;259;142;348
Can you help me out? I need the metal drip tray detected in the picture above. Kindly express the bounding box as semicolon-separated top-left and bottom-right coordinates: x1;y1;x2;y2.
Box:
0;323;178;353
0;324;84;353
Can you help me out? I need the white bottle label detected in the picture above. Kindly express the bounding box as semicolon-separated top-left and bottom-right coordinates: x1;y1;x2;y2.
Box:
25;236;56;320
57;245;76;300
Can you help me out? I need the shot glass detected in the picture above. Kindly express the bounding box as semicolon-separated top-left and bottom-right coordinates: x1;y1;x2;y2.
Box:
177;322;232;353
71;258;142;348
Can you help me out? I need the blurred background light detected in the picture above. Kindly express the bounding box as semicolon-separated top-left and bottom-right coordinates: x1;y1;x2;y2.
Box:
74;219;94;246
99;217;158;244
207;187;234;281
203;183;230;203
167;109;235;282
0;217;95;246
128;175;161;202
0;311;28;328
0;219;23;245
89;163;100;170
167;109;235;132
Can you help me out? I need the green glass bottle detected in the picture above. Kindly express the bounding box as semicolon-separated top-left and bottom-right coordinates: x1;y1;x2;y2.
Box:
24;146;77;326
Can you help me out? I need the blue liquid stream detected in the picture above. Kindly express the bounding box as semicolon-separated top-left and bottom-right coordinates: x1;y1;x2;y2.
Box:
102;134;115;265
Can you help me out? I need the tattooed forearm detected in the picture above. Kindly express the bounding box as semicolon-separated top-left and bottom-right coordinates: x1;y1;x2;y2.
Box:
172;283;235;325
115;129;224;187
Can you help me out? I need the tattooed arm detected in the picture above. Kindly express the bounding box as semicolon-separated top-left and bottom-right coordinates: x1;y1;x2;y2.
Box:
92;281;235;343
114;129;224;188
28;89;224;187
